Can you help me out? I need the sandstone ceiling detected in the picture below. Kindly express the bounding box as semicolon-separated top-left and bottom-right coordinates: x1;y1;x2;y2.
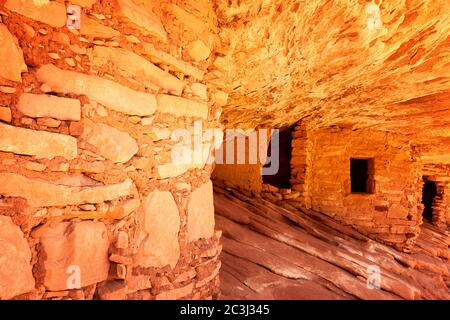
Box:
213;0;450;161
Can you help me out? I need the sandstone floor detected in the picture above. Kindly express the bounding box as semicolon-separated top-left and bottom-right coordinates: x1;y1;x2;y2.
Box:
214;187;450;300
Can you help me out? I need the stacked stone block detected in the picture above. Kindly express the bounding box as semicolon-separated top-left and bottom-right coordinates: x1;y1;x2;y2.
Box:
0;0;225;300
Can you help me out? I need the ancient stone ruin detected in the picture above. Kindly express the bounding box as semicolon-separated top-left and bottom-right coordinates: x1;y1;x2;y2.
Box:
0;0;449;300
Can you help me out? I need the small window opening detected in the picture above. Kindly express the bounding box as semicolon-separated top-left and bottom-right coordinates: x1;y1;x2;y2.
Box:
263;124;296;189
421;179;437;223
350;158;374;194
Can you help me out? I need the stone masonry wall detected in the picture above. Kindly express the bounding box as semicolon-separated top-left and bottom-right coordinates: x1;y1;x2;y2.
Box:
289;122;312;208
212;134;264;195
296;127;423;250
0;0;226;300
421;164;450;228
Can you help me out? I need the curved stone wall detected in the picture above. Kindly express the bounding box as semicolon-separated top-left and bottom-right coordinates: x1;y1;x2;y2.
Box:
0;0;225;300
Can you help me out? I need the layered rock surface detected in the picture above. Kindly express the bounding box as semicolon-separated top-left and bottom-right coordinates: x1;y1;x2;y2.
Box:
216;187;450;300
0;0;223;300
36;221;110;291
0;0;448;301
214;0;450;161
0;216;35;300
0;24;27;82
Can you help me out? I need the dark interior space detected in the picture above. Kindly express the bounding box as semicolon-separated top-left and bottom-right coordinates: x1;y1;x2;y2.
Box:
422;179;437;222
350;158;372;193
263;124;296;189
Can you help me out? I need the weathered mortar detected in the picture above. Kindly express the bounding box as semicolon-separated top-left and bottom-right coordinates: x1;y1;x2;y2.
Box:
0;0;226;300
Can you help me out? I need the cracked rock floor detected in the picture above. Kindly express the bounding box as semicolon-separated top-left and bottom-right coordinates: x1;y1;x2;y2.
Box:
214;187;450;300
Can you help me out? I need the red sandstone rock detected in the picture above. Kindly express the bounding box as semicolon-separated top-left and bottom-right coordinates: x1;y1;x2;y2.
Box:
0;122;77;160
137;190;180;269
156;163;196;179
169;4;208;37
221;252;351;300
37;221;110;291
0;107;12;123
17;93;81;121
61;198;140;220
156;160;210;179
187;40;211;62
23;161;47;172
36;65;157;116
36;117;61;128
0;24;27;82
187;181;215;242
157;94;209;120
190;83;208;100
101;198;141;220
5;0;66;27
91;46;185;96
151;127;171;141
97;281;127;300
0;0;448;302
69;122;84;137
81;119;138;164
388;204;409;219
175;269;196;283
109;254;132;265
125;273;152;292
142;43;205;81
0;0;221;302
115;231;129;249
0;173;135;207
71;0;96;8
196;262;221;288
0;216;35;299
117;0;167;42
215;187;450;300
212;90;229;107
155;283;194;300
80;15;120;39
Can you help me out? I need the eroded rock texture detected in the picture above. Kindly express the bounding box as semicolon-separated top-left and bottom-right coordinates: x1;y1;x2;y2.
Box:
0;0;223;300
212;0;450;252
214;0;450;161
215;187;450;300
0;0;449;301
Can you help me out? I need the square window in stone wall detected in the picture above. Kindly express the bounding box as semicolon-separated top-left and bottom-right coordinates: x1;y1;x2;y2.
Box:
350;158;375;194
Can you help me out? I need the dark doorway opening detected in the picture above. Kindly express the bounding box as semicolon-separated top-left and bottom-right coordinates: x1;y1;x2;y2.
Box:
263;125;296;189
422;179;437;222
350;158;374;193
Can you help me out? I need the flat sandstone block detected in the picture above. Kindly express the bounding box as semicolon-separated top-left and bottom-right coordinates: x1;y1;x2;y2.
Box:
17;93;81;121
37;221;109;291
0;216;35;299
70;0;97;8
81;120;139;163
117;0;167;41
91;46;185;96
0;24;27;82
80;15;121;39
187;40;211;62
0;122;77;160
188;181;215;242
142;43;205;80
0;173;135;207
137;190;180;269
156;163;206;179
36;64;156;116
157;94;208;120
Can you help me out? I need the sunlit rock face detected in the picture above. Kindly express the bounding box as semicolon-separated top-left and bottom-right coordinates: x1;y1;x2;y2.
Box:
0;0;449;301
211;0;450;251
214;0;450;160
0;0;223;300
